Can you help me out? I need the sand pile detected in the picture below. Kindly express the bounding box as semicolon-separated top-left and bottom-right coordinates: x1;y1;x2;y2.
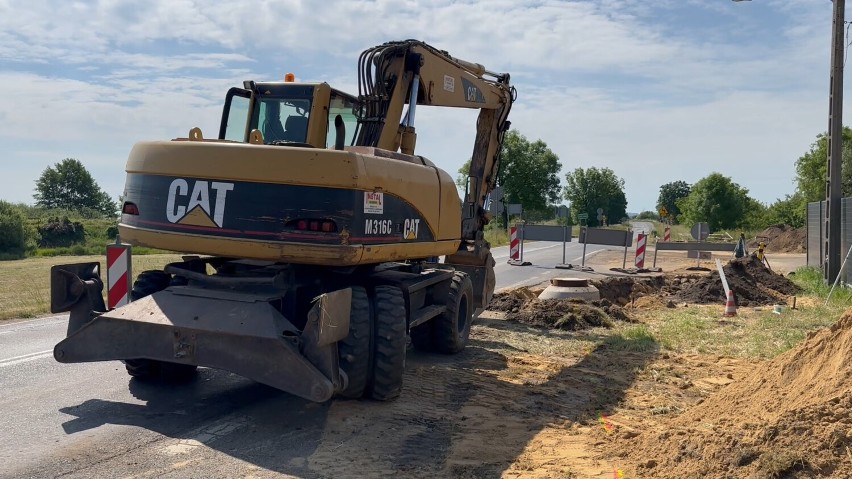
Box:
617;310;852;478
750;224;807;253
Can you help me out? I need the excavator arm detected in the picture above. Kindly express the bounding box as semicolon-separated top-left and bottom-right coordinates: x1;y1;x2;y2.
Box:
354;40;516;244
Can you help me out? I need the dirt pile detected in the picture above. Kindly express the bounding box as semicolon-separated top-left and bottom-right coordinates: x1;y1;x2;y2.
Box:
488;287;632;330
590;276;665;306
674;255;801;306
750;224;806;253
613;310;852;478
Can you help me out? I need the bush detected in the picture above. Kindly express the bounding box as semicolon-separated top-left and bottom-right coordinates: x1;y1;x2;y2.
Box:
38;216;85;247
106;224;119;240
0;201;29;258
635;210;659;221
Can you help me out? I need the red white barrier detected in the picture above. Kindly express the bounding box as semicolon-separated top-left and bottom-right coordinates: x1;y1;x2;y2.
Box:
107;243;132;309
635;233;646;268
510;226;520;261
664;227;671;242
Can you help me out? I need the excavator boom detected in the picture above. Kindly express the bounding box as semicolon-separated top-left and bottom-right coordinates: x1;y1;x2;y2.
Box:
355;40;515;242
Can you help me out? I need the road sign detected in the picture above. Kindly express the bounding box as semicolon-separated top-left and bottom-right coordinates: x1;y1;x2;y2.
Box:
690;222;710;240
596;207;604;214
578;213;589;220
507;203;523;216
659;206;668;217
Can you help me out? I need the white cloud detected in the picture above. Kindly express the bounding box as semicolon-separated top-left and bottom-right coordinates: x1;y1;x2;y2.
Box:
0;0;842;213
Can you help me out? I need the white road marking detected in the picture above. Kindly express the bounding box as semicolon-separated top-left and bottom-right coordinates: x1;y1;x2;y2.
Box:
0;314;68;335
0;349;54;368
492;243;562;260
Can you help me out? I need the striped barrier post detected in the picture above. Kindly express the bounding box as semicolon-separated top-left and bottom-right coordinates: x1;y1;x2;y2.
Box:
510;226;520;261
107;242;132;309
664;227;671;242
635;233;647;268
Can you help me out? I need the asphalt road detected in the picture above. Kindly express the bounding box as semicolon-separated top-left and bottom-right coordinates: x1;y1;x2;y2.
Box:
0;239;621;479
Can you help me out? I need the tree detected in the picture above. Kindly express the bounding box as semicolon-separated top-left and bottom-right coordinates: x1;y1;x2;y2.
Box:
457;129;562;217
34;159;117;216
563;167;627;226
677;173;750;231
0;201;28;258
763;193;806;228
794;127;852;203
656;180;691;223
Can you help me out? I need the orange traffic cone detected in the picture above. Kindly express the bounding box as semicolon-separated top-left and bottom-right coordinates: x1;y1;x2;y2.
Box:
723;290;737;317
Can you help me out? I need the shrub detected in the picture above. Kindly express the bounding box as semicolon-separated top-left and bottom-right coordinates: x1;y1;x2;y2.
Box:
38;216;86;247
0;201;28;258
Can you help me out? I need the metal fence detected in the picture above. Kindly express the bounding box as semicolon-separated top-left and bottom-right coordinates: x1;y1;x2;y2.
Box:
806;198;852;282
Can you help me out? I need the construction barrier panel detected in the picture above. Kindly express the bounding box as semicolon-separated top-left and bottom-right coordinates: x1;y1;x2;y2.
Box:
509;226;520;261
579;228;633;247
664;227;671;242
635;233;646;268
653;241;736;268
107;243;132;309
520;224;573;242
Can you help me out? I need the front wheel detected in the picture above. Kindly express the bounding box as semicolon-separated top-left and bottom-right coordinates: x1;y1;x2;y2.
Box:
432;272;474;354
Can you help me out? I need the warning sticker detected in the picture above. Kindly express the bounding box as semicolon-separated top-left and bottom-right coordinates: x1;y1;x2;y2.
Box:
443;75;455;93
364;192;384;215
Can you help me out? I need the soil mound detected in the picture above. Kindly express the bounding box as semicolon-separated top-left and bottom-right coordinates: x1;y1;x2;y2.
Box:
591;276;665;306
749;224;806;253
619;310;852;478
674;255;801;306
488;288;632;330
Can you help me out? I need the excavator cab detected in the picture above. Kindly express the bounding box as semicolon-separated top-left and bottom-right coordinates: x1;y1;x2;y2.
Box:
217;81;359;149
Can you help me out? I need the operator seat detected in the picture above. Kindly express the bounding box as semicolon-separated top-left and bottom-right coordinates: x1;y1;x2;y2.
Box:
262;102;286;144
282;115;308;142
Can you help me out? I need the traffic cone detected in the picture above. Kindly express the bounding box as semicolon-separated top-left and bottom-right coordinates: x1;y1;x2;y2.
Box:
723;290;737;317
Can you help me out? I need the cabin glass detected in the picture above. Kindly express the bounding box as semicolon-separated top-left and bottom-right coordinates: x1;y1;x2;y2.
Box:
326;91;359;148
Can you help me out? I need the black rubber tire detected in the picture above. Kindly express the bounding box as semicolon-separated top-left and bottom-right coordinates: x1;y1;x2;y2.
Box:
366;285;407;401
409;323;434;352
130;270;171;301
124;270;197;381
433;272;474;354
337;286;371;398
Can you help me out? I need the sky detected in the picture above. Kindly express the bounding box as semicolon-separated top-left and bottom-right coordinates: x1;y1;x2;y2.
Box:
0;0;843;213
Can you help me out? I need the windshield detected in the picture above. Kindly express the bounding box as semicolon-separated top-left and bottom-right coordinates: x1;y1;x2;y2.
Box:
257;98;311;144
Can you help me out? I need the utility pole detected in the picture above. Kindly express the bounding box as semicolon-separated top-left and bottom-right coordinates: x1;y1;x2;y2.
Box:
825;0;845;283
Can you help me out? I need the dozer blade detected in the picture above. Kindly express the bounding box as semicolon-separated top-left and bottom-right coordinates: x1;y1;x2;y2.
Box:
54;287;346;402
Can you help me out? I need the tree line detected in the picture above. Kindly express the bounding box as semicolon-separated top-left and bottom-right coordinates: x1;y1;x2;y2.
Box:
461;127;833;233
0;159;117;259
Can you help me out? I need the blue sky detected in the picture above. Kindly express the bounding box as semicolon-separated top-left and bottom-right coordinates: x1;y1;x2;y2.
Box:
0;0;841;213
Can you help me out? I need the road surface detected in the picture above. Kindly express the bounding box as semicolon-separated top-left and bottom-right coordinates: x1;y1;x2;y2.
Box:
0;240;619;479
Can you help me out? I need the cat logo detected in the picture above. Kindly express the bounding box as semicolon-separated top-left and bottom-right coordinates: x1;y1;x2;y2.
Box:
166;179;234;228
403;218;420;240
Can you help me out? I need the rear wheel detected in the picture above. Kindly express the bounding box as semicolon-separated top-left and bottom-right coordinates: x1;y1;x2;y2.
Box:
366;286;407;401
433;272;474;354
337;286;371;398
124;270;198;382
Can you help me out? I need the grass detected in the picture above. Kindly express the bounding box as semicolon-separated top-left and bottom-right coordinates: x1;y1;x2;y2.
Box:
0;254;182;320
630;265;851;359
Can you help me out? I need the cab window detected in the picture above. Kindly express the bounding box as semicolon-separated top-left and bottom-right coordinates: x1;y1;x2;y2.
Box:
326;92;359;148
257;98;311;144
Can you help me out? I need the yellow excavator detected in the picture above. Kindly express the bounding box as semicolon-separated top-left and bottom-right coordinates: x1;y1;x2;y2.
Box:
50;40;515;402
